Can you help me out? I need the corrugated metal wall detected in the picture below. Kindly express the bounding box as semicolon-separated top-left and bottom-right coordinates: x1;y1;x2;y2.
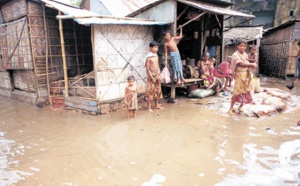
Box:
93;25;153;101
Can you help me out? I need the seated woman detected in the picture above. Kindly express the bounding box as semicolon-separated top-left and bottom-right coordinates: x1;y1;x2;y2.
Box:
197;52;221;94
214;56;232;91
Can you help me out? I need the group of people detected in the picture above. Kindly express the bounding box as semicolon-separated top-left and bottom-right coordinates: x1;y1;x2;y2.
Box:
124;26;259;118
124;26;185;118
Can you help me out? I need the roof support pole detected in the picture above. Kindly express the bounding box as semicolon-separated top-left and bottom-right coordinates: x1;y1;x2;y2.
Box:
224;18;254;32
214;14;222;29
177;5;189;21
42;3;50;97
58;11;69;97
177;11;205;30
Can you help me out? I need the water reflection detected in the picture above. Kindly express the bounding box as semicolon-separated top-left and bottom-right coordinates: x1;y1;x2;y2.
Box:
216;140;300;186
0;131;32;185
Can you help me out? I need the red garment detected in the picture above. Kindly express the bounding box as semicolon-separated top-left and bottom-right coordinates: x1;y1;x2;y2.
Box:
213;61;231;78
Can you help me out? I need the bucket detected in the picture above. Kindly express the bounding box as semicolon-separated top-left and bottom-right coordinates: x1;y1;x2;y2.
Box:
253;77;262;93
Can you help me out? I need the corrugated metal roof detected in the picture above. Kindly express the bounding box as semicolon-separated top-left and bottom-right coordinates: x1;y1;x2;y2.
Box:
128;0;255;18
177;0;255;18
263;19;300;36
99;0;162;17
42;0;167;25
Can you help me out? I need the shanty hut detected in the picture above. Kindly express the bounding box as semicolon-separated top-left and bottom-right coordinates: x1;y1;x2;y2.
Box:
260;19;300;78
126;0;255;62
0;0;166;114
115;0;253;98
0;0;94;105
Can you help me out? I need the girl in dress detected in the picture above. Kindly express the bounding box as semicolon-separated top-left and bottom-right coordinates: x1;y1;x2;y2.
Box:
124;76;143;118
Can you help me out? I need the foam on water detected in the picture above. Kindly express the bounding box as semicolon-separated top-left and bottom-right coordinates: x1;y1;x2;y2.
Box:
215;140;300;186
0;130;33;185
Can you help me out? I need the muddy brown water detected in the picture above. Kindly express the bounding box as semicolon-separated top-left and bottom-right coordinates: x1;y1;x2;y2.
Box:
0;77;300;186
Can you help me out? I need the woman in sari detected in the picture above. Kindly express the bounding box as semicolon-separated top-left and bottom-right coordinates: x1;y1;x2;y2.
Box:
228;40;258;115
197;52;221;93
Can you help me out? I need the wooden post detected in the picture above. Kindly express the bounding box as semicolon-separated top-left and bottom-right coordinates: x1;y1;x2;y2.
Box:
42;3;50;97
58;11;69;97
220;15;224;64
73;21;80;75
28;17;41;97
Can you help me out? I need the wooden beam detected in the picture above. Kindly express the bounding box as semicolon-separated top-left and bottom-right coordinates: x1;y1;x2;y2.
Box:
42;3;50;97
56;15;154;22
177;6;189;21
58;11;69;97
177;12;205;30
73;22;80;75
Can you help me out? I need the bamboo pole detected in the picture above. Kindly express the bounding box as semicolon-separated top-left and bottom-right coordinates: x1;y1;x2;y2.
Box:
69;71;94;87
58;11;69;97
42;3;50;97
46;16;54;69
80;27;85;65
177;5;189;21
176;12;205;30
74;84;96;98
27;16;41;97
73;21;80;75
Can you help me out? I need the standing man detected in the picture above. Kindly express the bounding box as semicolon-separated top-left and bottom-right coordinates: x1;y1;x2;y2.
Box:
164;26;185;84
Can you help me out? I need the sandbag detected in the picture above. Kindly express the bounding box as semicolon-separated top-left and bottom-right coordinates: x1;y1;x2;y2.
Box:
161;67;171;84
253;77;262;93
188;88;216;99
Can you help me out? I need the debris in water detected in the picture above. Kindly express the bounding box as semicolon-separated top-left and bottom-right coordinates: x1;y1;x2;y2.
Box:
198;173;205;177
142;174;166;186
29;167;40;172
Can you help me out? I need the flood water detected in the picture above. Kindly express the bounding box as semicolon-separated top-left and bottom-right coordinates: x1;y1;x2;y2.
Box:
0;78;300;186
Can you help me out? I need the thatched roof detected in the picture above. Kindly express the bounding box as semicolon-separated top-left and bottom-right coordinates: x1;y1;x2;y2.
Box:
224;26;263;45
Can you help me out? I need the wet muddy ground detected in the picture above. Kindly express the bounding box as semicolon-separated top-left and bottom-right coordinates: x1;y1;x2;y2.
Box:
0;77;300;186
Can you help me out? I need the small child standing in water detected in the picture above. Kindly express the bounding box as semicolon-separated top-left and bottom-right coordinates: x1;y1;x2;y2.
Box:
124;76;143;118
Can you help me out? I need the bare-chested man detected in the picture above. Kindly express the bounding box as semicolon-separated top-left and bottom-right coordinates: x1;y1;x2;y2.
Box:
164;25;185;84
145;41;163;111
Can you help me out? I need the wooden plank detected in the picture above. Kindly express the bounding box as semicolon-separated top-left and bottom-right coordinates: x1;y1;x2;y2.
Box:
65;100;98;113
65;96;98;107
0;71;13;90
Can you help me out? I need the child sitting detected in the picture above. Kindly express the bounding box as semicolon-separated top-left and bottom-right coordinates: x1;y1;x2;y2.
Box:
124;76;143;118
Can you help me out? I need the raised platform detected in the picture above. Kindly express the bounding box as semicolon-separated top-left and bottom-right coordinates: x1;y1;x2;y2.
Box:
161;78;203;99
